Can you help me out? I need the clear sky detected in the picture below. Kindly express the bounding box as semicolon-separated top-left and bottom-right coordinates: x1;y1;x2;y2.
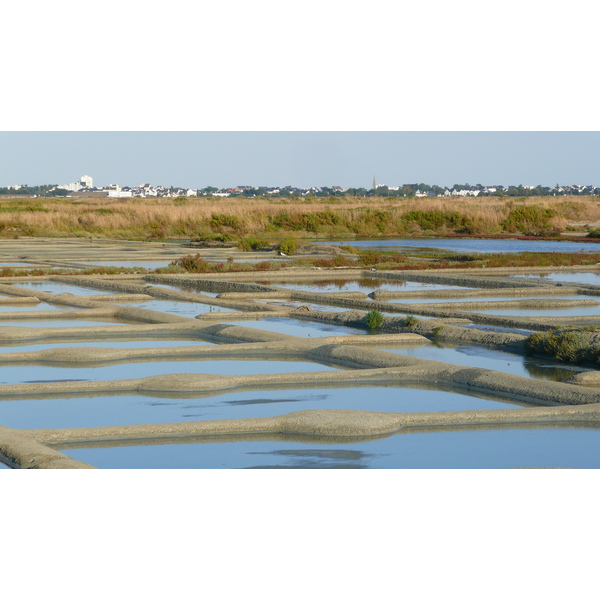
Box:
1;131;599;190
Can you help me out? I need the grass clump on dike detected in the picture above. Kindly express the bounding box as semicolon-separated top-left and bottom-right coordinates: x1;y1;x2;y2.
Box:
365;310;384;330
526;328;600;365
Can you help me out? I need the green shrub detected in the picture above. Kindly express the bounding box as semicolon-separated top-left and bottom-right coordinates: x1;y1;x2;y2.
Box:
587;229;600;239
404;315;419;327
211;213;240;230
278;238;298;254
401;210;475;233
270;210;342;233
365;310;384;330
237;237;269;252
170;253;210;272
501;205;557;235
526;328;600;364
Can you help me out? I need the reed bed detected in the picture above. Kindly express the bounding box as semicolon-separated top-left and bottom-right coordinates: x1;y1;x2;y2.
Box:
1;195;599;240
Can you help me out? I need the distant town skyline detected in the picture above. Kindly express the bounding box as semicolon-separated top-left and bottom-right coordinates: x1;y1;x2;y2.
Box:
1;132;600;189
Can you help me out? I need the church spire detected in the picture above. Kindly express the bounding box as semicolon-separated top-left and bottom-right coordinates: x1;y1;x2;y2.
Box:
372;175;377;190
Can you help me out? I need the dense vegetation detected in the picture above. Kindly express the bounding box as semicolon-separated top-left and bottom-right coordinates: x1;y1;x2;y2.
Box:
526;328;600;365
0;195;598;240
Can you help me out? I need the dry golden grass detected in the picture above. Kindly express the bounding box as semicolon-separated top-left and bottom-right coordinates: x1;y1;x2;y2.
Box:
0;195;599;239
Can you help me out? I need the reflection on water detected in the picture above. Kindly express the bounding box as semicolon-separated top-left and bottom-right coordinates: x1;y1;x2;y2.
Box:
0;358;340;386
148;283;220;297
222;318;368;338
0;319;137;328
377;343;586;382
119;299;235;316
315;238;600;254
246;449;375;469
0;339;212;352
61;426;600;468
0;386;521;430
77;261;171;269
14;282;115;296
390;295;591;305
513;272;600;286
257;279;470;293
477;306;600;317
0;303;78;313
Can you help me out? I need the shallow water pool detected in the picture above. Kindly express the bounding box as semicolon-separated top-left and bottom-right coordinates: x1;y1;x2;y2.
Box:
0;318;139;328
256;279;473;293
476;306;600;317
316;238;600;254
0;357;341;386
223;318;369;338
0;303;79;313
512;272;600;286
119;298;236;317
388;295;592;305
376;343;586;381
60;426;600;468
14;282;116;296
0;386;521;430
153;284;220;298
76;261;171;269
0;339;212;352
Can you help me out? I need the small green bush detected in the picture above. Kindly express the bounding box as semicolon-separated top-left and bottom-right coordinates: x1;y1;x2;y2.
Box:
526;328;600;364
587;229;600;239
170;253;210;272
278;238;298;255
211;214;240;230
237;237;269;252
401;210;475;233
365;310;384;330
501;205;557;235
404;315;419;327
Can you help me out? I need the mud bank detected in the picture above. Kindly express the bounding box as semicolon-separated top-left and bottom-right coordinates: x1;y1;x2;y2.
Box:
32;403;600;449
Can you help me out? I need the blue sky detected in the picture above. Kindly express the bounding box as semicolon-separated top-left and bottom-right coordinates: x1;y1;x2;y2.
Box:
1;131;599;189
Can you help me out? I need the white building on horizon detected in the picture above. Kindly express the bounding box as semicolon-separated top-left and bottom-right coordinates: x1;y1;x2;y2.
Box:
58;175;94;192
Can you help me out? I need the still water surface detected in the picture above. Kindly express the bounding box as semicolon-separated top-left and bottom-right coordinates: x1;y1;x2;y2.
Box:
15;282;116;296
223;318;370;338
61;426;600;468
0;358;340;385
0;340;212;352
376;344;585;381
512;272;600;285
0;303;78;313
119;299;235;316
0;386;521;430
256;279;473;293
317;238;600;253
